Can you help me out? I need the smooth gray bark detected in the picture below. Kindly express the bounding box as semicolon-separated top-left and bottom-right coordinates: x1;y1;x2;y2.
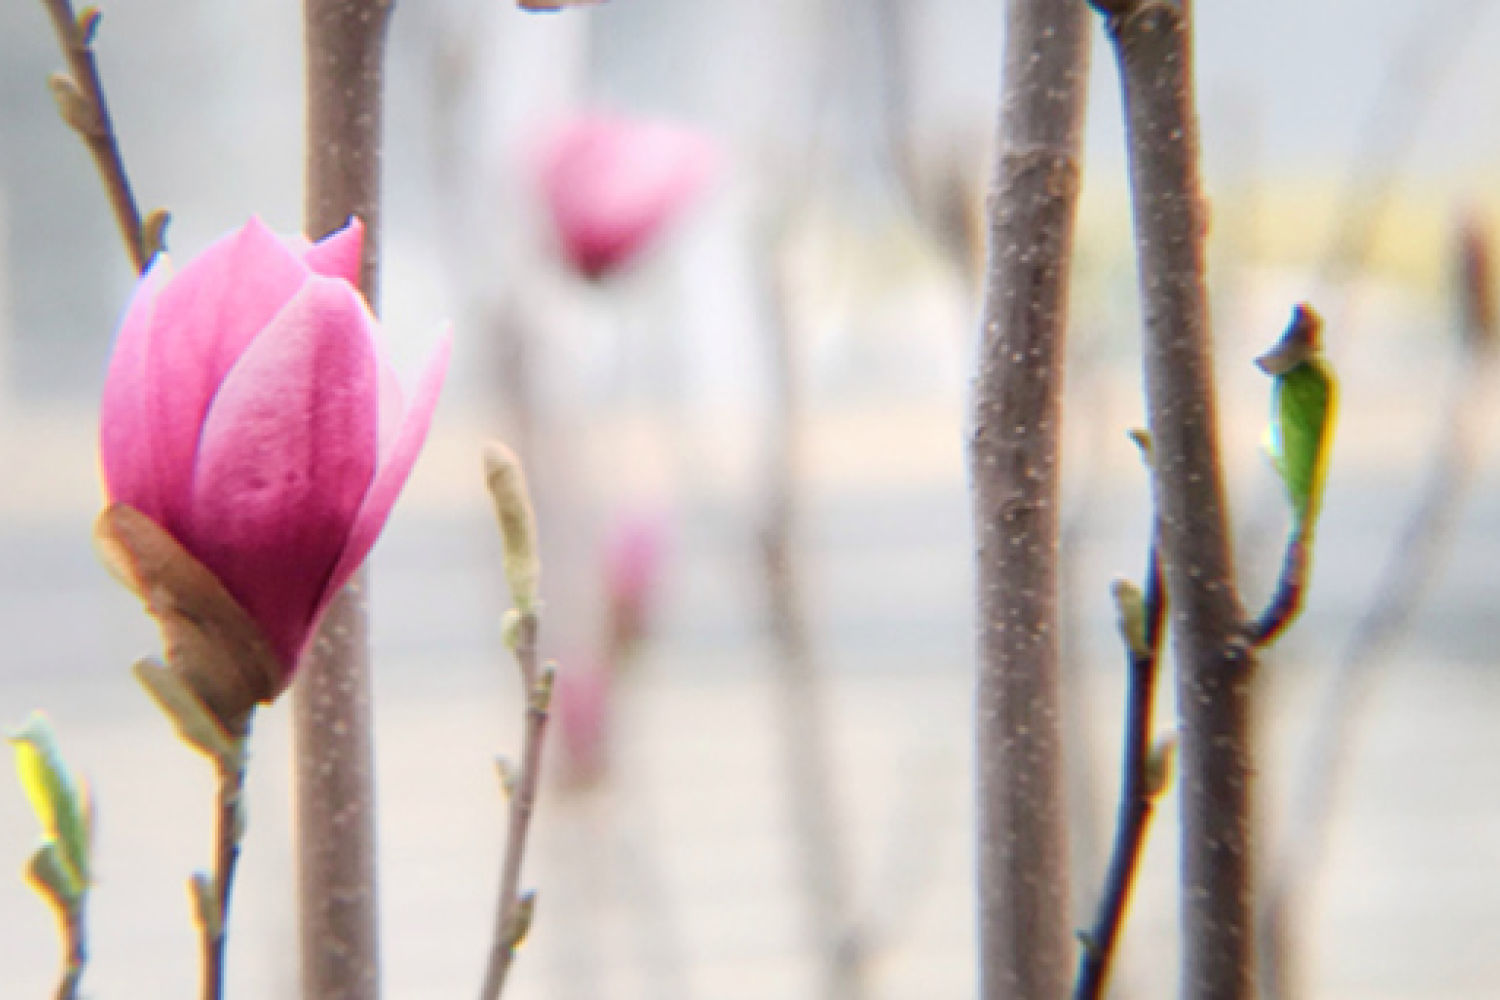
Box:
970;3;1090;997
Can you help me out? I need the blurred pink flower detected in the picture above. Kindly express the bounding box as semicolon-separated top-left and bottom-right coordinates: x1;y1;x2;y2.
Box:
99;217;450;673
554;659;613;788
606;509;666;617
536;113;717;279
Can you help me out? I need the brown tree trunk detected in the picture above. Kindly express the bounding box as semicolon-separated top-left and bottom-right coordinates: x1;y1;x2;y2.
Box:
1092;3;1254;997
295;2;393;998
970;2;1089;997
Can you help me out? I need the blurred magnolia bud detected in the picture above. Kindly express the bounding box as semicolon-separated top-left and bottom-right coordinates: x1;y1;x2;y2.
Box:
603;511;669;657
553;660;612;790
534;113;718;280
1457;214;1497;357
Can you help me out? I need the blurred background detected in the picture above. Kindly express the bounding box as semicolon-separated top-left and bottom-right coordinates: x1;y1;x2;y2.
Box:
3;1;1500;997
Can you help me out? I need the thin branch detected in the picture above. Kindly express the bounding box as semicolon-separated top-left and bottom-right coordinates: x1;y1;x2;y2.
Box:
1246;534;1308;648
38;0;148;271
200;743;248;1000
970;2;1090;997
480;612;552;1000
1073;545;1166;1000
758;247;867;1000
295;3;394;998
1090;3;1255;998
53;903;86;1000
1258;220;1498;1000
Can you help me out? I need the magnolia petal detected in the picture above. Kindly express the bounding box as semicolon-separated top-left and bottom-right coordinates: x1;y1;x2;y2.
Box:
375;359;405;463
321;331;451;615
99;257;172;520
539;116;717;278
302;216;364;287
185;277;380;666
131;219;314;525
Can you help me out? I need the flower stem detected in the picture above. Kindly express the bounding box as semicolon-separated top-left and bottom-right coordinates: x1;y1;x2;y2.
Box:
37;0;147;271
201;735;248;1000
480;611;551;1000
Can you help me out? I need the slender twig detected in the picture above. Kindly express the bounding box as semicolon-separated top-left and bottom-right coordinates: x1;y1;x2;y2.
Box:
758;246;867;1000
481;611;552;1000
1074;545;1165;1000
1090;3;1255;998
1246;534;1308;648
1258;221;1498;1000
54;904;86;1000
295;3;393;998
201;742;248;1000
38;0;147;271
971;3;1090;997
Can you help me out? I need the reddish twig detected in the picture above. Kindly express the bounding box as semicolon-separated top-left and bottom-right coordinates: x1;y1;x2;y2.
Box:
481;612;552;999
1074;545;1166;1000
37;0;148;271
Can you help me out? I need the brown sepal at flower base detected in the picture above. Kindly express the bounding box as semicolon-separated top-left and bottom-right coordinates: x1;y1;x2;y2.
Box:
95;502;287;737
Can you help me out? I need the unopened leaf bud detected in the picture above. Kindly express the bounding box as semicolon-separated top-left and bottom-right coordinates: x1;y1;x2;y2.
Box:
141;208;171;262
1111;578;1149;659
27;843;82;913
189;871;220;940
1127;428;1153;467
1145;733;1177;799
48;74;99;137
482;442;541;613
495;755;518;800
506;891;537;948
76;7;102;45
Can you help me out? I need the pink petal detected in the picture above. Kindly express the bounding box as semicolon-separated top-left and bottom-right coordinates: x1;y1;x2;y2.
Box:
320;330;451;615
132;218;314;525
538;115;717;278
302;216;364;286
99;257;173;521
375;360;405;463
183;277;381;667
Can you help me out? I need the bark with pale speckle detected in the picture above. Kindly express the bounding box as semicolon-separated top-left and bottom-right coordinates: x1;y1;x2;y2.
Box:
295;2;393;997
1092;3;1255;998
970;3;1089;997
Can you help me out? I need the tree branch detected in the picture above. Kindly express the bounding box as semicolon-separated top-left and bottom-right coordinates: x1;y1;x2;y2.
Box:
1090;3;1255;998
200;738;248;1000
38;0;149;271
759;248;867;1000
1073;545;1166;1000
480;612;552;1000
295;3;393;998
1258;218;1497;1000
970;2;1089;997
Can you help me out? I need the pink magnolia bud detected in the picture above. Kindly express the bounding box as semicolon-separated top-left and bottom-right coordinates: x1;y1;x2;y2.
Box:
99;217;451;681
536;113;717;280
603;511;668;653
554;660;613;788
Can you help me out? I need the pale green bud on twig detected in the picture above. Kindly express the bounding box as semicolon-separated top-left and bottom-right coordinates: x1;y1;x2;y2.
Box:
482;442;541;613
